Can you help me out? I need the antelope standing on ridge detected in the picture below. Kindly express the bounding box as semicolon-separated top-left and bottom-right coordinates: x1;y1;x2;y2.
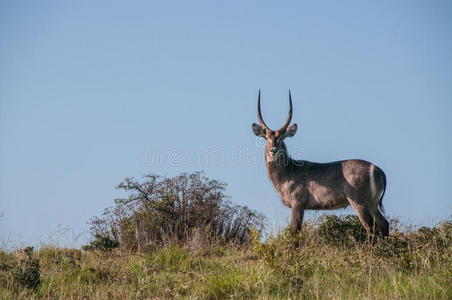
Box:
252;90;389;238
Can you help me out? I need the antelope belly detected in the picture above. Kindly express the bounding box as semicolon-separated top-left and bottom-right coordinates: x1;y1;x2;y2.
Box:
306;181;348;210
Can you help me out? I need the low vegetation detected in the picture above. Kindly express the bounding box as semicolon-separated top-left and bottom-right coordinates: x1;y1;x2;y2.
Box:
1;215;450;299
1;172;451;299
89;172;267;249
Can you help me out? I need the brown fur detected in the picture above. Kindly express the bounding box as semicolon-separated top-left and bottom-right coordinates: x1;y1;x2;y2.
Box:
252;92;389;239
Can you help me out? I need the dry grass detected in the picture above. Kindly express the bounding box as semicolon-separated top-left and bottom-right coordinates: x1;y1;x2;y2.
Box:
1;215;451;299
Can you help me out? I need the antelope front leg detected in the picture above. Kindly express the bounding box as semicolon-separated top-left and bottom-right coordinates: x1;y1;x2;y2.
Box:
290;204;304;232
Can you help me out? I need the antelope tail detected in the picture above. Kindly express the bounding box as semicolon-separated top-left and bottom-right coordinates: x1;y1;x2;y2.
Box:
378;169;387;215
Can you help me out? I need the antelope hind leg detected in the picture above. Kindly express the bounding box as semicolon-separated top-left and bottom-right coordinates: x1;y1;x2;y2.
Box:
369;208;389;237
348;199;375;241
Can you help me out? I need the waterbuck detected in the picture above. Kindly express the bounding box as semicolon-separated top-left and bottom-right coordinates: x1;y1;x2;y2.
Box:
252;90;389;238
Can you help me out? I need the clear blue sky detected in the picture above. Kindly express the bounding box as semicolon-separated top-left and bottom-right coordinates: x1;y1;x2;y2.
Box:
1;1;451;248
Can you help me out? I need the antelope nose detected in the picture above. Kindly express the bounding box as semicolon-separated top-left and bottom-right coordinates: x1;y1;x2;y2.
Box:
270;147;278;155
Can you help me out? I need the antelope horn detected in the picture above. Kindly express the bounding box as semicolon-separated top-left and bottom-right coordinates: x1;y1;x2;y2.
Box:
257;89;270;130
279;90;293;131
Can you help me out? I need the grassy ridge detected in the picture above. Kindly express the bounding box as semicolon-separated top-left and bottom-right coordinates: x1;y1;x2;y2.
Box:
1;215;451;299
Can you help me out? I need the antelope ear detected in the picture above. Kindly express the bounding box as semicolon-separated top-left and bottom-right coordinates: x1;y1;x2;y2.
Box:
252;123;266;137
285;123;297;138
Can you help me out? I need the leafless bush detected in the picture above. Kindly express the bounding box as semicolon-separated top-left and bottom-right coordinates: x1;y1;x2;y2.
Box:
88;172;266;250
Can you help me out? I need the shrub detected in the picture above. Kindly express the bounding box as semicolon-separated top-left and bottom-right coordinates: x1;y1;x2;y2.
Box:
82;234;120;252
317;215;367;246
88;172;267;249
372;233;408;258
414;218;452;251
11;247;41;289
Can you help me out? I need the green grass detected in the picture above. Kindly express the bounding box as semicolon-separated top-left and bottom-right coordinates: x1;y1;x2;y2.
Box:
1;216;451;299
